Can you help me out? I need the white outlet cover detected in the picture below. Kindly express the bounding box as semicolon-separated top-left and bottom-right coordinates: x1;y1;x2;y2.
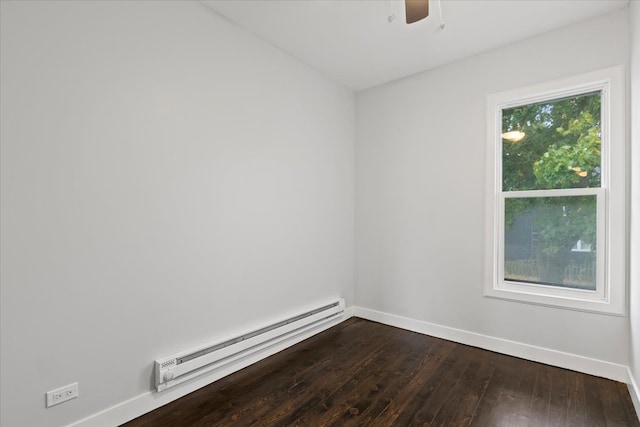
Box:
46;382;78;408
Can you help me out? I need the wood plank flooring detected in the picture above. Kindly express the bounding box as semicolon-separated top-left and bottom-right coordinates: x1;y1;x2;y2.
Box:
123;318;639;427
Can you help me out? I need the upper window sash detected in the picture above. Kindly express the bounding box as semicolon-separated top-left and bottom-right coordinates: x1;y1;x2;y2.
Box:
495;83;609;193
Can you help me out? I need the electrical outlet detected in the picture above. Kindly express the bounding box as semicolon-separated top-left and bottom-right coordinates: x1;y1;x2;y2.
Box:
46;382;78;408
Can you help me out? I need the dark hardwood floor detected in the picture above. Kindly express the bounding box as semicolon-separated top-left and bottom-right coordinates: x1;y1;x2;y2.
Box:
123;318;639;426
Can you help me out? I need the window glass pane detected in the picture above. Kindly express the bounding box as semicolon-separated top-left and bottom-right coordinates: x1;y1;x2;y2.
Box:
502;92;601;191
504;195;596;290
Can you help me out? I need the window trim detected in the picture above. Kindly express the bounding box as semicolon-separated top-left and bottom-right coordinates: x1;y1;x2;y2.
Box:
484;66;626;316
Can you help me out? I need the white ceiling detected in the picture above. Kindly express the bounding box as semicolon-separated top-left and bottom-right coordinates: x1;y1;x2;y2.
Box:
202;0;629;91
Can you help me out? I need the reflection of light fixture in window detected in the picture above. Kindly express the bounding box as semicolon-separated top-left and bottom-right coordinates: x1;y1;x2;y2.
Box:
501;131;526;142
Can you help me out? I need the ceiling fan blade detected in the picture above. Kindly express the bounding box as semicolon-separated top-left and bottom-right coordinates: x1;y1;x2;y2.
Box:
405;0;429;24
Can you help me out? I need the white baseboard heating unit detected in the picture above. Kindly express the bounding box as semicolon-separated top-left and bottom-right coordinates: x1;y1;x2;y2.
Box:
154;298;345;391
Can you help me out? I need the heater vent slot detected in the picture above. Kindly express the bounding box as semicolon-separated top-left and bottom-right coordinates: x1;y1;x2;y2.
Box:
160;360;176;369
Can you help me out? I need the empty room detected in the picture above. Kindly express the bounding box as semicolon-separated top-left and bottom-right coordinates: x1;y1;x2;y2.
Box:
1;0;640;426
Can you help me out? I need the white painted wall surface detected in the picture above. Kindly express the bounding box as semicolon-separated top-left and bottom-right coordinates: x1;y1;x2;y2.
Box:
355;10;629;369
0;1;354;426
629;0;640;411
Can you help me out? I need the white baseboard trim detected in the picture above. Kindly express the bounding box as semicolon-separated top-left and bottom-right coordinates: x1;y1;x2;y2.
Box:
353;306;628;383
628;368;640;420
67;307;354;427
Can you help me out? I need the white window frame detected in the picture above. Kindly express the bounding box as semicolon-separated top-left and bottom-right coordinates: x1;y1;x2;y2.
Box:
484;66;626;315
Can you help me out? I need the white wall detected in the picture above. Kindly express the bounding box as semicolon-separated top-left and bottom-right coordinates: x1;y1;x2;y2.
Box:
356;9;629;369
629;0;640;412
0;1;354;426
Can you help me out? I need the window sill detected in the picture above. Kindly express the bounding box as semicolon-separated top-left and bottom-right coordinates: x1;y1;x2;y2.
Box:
483;284;625;316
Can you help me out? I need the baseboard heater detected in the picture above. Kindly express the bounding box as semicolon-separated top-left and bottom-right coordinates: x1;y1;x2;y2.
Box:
154;298;345;391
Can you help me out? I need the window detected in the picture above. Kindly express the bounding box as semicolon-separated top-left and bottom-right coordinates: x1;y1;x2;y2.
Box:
484;66;626;315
